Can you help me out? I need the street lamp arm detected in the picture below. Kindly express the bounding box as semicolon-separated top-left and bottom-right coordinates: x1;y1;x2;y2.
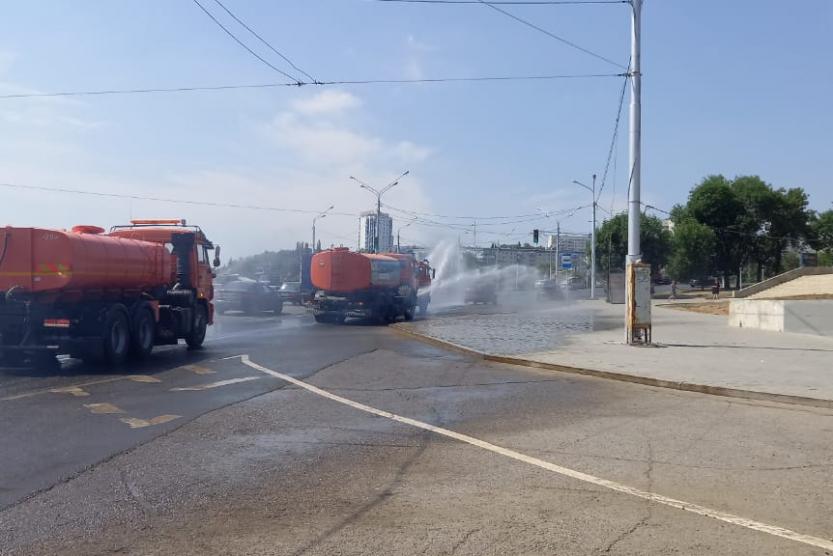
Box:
572;180;593;194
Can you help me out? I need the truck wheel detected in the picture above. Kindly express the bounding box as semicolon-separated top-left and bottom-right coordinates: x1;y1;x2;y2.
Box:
103;305;130;366
404;305;415;321
274;299;284;315
130;305;155;360
186;305;208;349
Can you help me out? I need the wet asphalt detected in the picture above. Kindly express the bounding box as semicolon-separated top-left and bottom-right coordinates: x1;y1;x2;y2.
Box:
1;302;833;555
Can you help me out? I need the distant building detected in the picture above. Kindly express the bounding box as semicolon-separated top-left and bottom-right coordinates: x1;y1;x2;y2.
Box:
663;219;675;233
548;233;589;254
358;211;393;252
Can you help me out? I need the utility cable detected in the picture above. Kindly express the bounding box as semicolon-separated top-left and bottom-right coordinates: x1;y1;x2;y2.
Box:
0;181;359;217
192;0;302;84
596;73;628;203
0;72;624;100
375;0;626;4
211;0;318;83
476;0;626;69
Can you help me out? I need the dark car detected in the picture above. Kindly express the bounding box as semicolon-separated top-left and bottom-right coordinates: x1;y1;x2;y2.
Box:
689;277;712;290
279;282;311;305
464;276;498;305
215;279;283;315
653;276;672;285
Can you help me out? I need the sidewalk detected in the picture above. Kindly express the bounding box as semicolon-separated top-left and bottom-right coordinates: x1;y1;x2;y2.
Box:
395;300;833;408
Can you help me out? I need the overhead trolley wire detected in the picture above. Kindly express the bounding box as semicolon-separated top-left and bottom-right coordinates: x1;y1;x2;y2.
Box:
475;0;627;69
375;0;626;4
210;0;318;84
0;181;359;217
0;72;624;100
191;0;303;84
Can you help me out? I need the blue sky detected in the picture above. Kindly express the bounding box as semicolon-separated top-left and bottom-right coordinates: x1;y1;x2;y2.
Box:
1;0;831;256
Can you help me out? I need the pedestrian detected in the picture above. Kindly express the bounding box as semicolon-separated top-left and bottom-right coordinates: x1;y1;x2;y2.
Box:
711;279;720;300
669;280;677;300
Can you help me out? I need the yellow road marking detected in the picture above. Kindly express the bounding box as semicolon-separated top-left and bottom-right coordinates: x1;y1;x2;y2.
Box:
181;364;215;375
119;415;181;429
171;376;259;391
128;375;161;383
49;386;89;397
84;402;124;414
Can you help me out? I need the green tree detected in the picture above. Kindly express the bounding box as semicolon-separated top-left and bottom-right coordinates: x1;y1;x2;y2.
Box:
686;175;747;282
596;213;672;277
811;210;833;255
666;219;716;281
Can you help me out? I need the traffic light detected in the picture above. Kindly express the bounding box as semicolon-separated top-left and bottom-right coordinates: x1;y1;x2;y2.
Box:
533;229;539;244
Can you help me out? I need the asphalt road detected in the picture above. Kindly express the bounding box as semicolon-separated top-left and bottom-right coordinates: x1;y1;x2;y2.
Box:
1;304;833;555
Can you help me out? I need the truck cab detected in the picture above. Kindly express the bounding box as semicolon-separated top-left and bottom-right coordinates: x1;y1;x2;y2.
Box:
109;219;220;324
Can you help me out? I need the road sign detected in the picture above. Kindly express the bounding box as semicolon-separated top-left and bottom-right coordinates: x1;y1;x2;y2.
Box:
561;254;572;270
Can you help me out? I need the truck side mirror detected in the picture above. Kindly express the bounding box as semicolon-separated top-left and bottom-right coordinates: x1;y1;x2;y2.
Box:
432;268;436;279
213;245;222;268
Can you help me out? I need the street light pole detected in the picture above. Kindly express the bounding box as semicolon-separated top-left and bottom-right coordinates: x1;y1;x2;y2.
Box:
573;174;598;299
626;0;646;344
312;205;335;253
351;171;409;253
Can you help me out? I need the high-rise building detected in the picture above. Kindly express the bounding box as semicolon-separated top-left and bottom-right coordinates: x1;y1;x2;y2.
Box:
358;211;393;252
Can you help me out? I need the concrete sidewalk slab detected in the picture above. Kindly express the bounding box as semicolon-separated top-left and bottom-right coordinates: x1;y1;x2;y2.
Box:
395;300;833;408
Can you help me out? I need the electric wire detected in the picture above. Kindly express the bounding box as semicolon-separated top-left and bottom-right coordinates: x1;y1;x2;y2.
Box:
596;72;628;203
211;0;318;83
476;0;626;69
374;0;626;4
0;181;359;217
0;72;624;100
192;0;302;84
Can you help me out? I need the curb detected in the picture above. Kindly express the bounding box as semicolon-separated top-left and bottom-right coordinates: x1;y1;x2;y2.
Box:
391;324;833;411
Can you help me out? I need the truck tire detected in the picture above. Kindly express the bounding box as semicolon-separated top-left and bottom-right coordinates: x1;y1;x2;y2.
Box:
404;305;416;321
186;304;208;349
130;304;155;360
103;304;131;366
273;298;284;315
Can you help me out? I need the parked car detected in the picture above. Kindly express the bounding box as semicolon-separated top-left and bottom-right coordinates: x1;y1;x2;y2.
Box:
653;275;672;285
534;278;562;299
464;276;498;305
689;277;712;290
279;281;311;305
561;276;586;290
215;279;283;315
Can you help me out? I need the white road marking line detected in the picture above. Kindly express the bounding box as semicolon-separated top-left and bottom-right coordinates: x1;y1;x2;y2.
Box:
170;376;260;391
128;375;161;383
240;354;833;552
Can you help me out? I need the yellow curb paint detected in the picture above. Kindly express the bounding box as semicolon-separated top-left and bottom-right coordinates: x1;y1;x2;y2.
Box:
119;415;181;429
84;403;124;414
240;354;833;553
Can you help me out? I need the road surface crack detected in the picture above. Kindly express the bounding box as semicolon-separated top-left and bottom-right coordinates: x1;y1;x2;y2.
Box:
450;527;481;554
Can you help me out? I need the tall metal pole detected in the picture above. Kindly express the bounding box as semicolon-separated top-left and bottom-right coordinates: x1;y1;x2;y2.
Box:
627;0;642;265
591;173;597;299
375;194;382;253
625;0;644;344
555;221;561;284
312;221;316;253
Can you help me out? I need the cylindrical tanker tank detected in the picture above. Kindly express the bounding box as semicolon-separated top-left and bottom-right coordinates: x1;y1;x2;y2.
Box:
0;226;175;295
311;248;400;293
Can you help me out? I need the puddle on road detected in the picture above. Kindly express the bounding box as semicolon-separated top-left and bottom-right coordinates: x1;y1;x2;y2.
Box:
409;306;619;355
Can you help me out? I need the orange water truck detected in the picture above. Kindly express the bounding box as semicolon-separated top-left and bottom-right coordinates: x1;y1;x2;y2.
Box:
0;219;220;367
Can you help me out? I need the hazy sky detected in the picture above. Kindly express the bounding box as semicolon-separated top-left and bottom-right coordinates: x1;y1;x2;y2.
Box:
1;0;831;258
